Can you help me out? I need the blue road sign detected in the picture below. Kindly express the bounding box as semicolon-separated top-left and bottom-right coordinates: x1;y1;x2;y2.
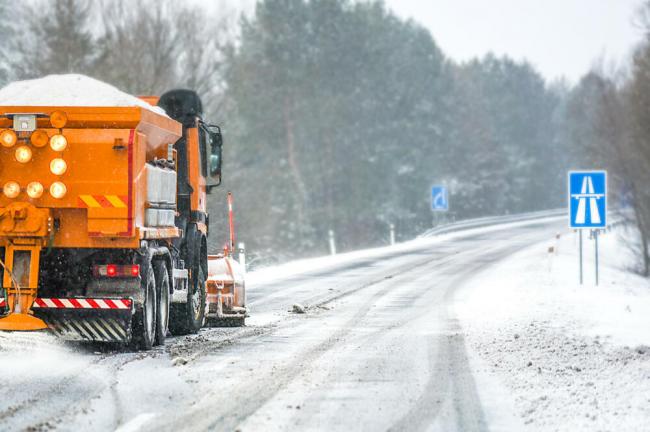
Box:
431;186;448;212
569;171;607;229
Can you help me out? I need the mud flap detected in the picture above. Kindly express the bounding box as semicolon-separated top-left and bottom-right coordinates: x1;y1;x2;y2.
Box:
33;307;133;343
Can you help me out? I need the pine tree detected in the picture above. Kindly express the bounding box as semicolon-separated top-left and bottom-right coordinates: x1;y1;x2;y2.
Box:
0;0;15;85
12;0;96;78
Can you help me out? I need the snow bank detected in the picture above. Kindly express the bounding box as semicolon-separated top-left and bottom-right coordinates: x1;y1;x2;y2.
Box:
455;227;650;348
454;227;650;430
0;74;166;115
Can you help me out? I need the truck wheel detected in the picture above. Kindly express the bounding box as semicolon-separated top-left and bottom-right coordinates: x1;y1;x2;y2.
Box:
169;265;206;335
132;265;157;351
153;261;170;346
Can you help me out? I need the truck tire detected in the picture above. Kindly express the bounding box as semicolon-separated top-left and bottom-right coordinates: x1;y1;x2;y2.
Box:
132;265;157;351
169;265;206;335
153;260;170;346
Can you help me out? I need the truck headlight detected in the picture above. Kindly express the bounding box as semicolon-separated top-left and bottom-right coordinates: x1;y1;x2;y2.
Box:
50;158;67;175
49;181;66;199
49;134;67;152
0;130;17;148
3;181;20;198
15;145;33;163
26;182;44;198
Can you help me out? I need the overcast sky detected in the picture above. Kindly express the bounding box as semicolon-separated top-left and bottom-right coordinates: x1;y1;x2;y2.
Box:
219;0;645;83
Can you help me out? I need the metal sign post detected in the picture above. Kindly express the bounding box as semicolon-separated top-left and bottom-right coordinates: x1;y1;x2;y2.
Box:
579;230;583;285
594;230;599;286
569;171;607;286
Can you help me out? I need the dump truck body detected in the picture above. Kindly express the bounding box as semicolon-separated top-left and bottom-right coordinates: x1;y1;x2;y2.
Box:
0;105;182;342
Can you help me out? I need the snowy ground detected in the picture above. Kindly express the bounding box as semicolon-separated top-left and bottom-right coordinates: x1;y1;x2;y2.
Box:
454;226;650;431
0;216;649;431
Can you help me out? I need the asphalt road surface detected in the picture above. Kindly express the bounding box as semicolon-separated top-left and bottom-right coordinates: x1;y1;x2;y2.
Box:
0;218;564;432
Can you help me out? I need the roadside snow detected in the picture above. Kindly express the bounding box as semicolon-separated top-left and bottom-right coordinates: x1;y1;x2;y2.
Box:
0;74;166;115
248;215;565;285
454;227;650;431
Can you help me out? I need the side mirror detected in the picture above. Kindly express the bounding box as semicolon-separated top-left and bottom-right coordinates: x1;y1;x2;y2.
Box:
208;126;223;184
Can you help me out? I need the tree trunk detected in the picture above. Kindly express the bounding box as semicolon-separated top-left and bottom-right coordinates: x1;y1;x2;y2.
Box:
283;95;308;243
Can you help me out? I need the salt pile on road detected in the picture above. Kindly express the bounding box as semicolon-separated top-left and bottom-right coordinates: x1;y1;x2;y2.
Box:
0;74;166;115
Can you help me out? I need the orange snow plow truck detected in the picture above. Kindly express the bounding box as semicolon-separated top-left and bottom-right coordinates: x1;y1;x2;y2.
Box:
0;87;246;349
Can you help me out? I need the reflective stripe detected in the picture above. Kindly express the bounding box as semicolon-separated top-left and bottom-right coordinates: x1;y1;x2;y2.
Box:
32;298;132;309
105;195;127;208
79;195;101;208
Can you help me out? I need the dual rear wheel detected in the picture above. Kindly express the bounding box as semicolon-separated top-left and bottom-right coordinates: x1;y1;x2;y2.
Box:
131;260;171;351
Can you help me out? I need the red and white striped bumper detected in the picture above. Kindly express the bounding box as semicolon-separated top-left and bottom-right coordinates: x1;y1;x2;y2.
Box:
33;298;132;310
31;298;133;343
0;297;5;308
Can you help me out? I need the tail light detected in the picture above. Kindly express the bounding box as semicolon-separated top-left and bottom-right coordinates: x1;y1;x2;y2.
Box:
93;264;140;278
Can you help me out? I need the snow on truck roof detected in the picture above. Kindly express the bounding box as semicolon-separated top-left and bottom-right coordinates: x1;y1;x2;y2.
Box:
0;74;167;116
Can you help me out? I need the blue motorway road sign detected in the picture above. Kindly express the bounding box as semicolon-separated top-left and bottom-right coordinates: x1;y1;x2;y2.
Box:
568;171;607;229
431;186;448;212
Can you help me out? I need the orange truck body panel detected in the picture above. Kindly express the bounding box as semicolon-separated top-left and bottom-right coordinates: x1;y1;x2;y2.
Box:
0;106;182;248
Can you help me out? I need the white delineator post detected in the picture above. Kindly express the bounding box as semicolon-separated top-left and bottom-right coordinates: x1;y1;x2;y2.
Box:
328;230;336;255
389;223;395;246
238;242;246;274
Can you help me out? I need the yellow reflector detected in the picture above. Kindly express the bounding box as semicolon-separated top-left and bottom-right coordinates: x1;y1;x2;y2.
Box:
49;134;67;152
30;130;49;147
3;181;20;198
49;181;67;199
50;111;68;129
0;129;17;147
26;182;44;198
15;146;32;163
50;158;67;175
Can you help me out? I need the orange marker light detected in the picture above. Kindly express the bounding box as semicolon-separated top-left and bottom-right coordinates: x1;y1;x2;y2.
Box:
49;181;67;199
49;134;67;152
50;111;68;129
0;129;17;148
15;146;32;163
26;182;44;198
30;130;49;147
3;181;20;198
50;158;67;175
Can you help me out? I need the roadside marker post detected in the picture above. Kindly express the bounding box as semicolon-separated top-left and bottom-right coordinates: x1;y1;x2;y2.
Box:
569;171;607;286
328;229;336;255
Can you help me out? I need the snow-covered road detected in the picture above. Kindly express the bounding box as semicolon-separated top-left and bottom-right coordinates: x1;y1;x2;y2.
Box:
1;216;647;431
